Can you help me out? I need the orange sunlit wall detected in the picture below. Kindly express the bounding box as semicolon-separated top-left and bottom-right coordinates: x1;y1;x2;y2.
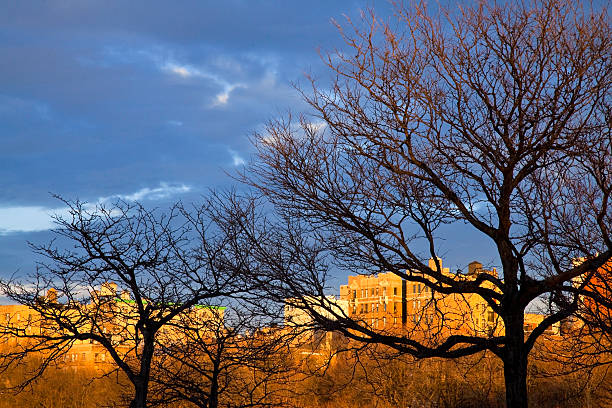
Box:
582;260;612;325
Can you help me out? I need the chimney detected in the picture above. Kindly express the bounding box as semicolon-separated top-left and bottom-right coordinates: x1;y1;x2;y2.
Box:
468;261;483;275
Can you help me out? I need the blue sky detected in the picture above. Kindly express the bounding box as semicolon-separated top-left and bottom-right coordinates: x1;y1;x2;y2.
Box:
0;0;387;277
0;0;498;281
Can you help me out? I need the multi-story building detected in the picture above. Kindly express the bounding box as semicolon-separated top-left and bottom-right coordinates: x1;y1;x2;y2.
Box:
0;283;224;368
283;296;350;354
580;259;612;321
339;258;503;338
284;296;349;328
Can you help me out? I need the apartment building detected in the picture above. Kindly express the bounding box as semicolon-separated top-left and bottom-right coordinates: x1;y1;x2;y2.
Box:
581;260;612;321
284;295;349;328
0;283;224;368
339;258;503;337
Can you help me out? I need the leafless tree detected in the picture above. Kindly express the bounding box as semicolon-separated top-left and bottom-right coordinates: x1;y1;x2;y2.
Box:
0;197;262;408
238;1;612;406
148;302;294;408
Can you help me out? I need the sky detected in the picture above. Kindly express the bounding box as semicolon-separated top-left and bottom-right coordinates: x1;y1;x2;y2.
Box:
0;0;497;283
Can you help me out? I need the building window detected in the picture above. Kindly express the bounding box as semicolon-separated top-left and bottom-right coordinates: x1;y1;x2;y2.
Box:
353;290;356;298
393;287;398;296
365;289;368;298
488;311;495;323
383;287;387;296
383;303;387;312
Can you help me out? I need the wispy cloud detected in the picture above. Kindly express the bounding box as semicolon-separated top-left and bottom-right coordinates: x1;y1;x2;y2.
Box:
164;62;201;79
162;61;244;107
100;182;192;202
80;46;248;107
0;182;192;235
228;149;246;166
213;84;240;106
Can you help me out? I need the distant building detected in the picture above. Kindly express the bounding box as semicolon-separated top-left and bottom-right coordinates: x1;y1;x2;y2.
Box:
283;296;349;358
339;258;503;337
0;283;224;368
524;312;560;335
284;296;349;327
580;259;612;322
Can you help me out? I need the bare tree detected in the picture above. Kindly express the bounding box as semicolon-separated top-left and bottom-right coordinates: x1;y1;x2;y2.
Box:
239;1;612;407
148;302;294;408
0;198;259;408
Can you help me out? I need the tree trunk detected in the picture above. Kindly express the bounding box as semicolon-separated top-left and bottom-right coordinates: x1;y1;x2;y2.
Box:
130;336;155;408
503;313;528;408
208;362;220;408
130;378;148;408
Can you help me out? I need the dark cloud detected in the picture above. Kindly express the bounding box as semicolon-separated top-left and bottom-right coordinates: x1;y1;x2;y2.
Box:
1;1;364;51
1;1;499;277
1;1;390;275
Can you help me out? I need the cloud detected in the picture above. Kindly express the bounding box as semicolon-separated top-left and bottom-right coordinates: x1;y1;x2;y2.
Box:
309;121;327;133
215;92;230;105
213;84;244;106
0;182;192;235
161;61;245;106
79;45;249;107
164;62;200;78
102;182;192;202
0;206;65;234
228;149;246;166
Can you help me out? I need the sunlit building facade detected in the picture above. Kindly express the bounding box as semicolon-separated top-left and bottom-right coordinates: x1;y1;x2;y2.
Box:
0;283;224;368
339;258;504;338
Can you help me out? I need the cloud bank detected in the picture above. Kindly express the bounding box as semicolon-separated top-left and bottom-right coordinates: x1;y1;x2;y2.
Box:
0;182;192;235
